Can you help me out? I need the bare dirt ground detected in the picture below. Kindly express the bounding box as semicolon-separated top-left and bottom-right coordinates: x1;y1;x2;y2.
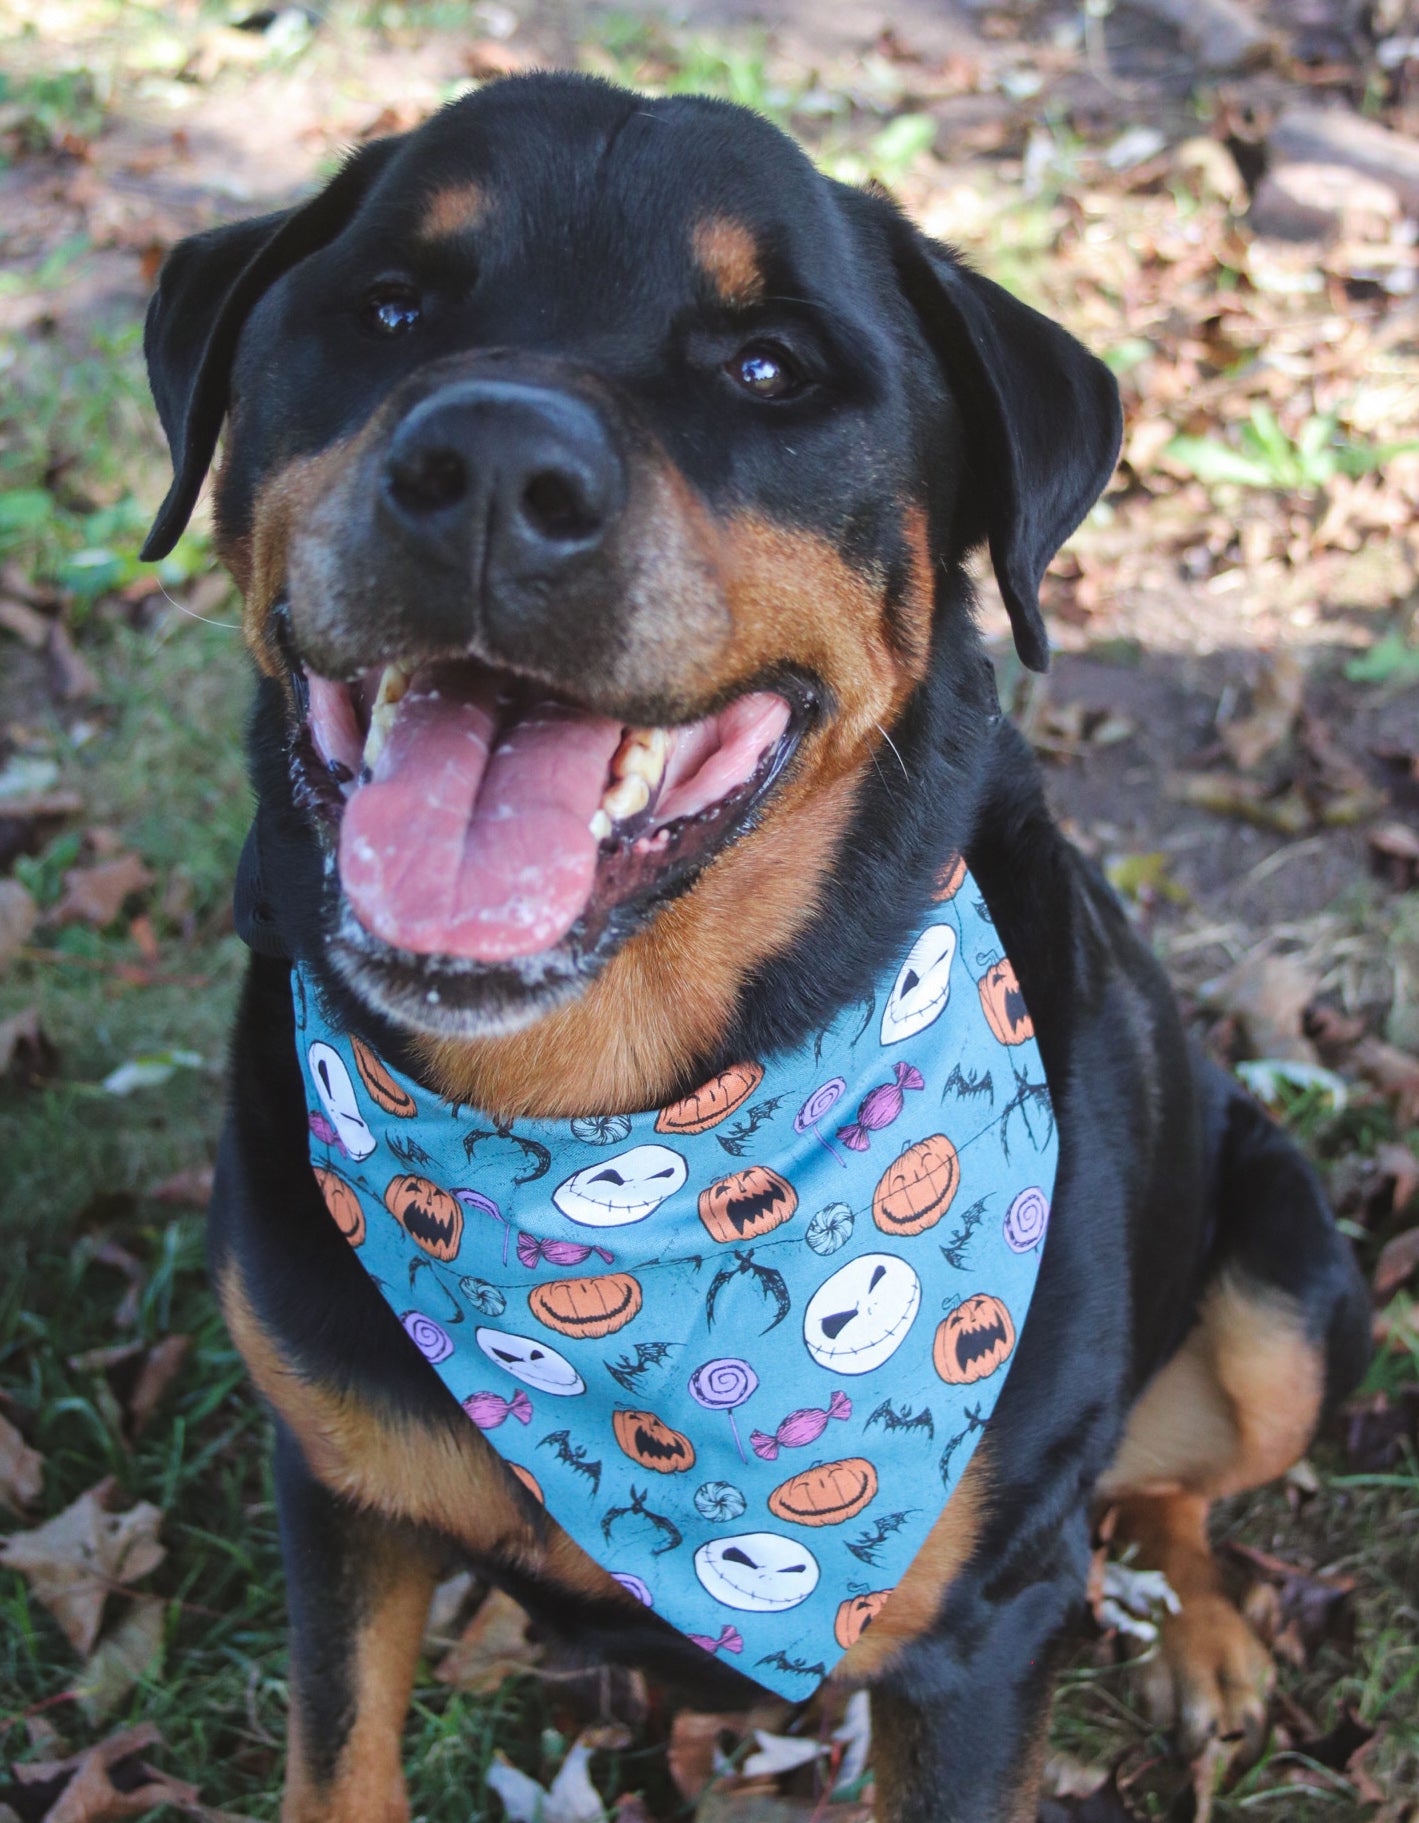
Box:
1;2;1418;1819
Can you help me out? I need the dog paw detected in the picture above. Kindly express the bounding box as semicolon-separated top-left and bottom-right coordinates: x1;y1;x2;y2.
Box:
1137;1592;1274;1762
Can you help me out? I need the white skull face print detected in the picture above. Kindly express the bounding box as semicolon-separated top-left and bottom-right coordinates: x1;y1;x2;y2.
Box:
880;923;957;1045
552;1144;688;1227
694;1533;821;1612
307;1042;377;1160
803;1252;921;1374
475;1326;586;1395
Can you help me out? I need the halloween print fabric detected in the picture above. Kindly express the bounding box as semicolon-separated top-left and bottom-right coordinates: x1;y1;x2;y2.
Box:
295;857;1057;1697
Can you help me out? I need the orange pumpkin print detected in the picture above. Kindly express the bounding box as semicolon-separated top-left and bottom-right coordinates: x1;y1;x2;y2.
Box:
315;1167;365;1248
873;1134;959;1237
528;1272;643;1340
509;1461;544;1504
978;959;1034;1045
767;1457;879;1527
384;1174;464;1261
933;1293;1015;1385
351;1034;417;1117
698;1165;797;1244
656;1061;764;1134
834;1589;892;1649
612;1408;697;1474
932;852;966;901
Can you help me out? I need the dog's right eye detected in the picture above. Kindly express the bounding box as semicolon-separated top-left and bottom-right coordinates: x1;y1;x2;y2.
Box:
361;281;422;337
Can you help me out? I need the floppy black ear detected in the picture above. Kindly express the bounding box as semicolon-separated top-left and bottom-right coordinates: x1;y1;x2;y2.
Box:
890;223;1122;672
141;139;402;561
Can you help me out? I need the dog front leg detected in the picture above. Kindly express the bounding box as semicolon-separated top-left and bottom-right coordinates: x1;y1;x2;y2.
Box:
274;1422;441;1823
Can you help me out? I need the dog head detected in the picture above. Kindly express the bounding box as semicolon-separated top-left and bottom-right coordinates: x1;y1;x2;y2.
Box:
143;73;1119;1109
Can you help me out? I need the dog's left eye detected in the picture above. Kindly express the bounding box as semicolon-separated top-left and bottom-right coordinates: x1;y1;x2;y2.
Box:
362;282;422;337
728;343;803;401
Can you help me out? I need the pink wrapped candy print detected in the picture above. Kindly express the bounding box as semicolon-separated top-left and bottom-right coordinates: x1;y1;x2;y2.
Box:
689;1357;759;1461
400;1310;454;1364
462;1388;533;1430
750;1389;851;1461
1004;1187;1049;1253
837;1062;924;1152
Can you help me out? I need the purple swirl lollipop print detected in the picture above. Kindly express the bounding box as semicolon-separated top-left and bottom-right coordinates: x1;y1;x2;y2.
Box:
612;1571;654;1607
688;1357;759;1462
794;1078;848;1166
400;1310;454;1364
1004;1187;1049;1253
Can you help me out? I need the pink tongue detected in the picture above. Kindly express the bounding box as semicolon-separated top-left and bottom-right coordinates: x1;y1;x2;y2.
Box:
339;668;624;961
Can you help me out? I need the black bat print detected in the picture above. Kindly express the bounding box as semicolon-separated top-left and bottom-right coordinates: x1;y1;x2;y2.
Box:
407;1256;464;1323
939;1195;990;1271
705;1248;791;1334
538;1430;603;1494
846;1510;912;1567
941;1064;994;1107
461;1126;552;1184
600;1484;683;1556
716;1095;787;1157
866;1398;935;1441
387;1134;434;1168
973;897;995;926
938;1404;987;1487
999;1064;1055;1163
606;1341;676;1393
849;995;876;1047
757;1650;827;1680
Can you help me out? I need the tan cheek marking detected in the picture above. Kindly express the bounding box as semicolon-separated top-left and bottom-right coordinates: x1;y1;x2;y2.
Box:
419;182;487;243
218;1262;632;1606
692;215;764;308
831;1449;989;1682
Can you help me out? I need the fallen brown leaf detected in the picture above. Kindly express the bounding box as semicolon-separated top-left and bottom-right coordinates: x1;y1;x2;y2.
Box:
0;1409;43;1511
1220;651;1304;772
126;1337;191;1436
0;595;51;646
1343;1388;1419;1471
1204;950;1319;1062
1351;1036;1419;1127
433;1585;542;1692
46;624;100;703
0;1477;165;1654
1375;1227;1419;1300
147;1166;214;1207
0;876;39;969
77;1594;165;1721
1368;821;1419;891
11;1721;198;1823
1375;1142;1419;1217
0;1006;55;1087
669;1712;746;1801
55;855;154;930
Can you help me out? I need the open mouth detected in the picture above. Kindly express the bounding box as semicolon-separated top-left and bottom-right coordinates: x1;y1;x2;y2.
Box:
281;618;814;1025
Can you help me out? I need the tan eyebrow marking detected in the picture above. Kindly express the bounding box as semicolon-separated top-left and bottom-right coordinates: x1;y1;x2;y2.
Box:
692;215;764;308
418;181;487;242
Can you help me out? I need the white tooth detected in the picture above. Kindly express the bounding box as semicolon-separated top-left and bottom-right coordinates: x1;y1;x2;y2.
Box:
602;773;651;821
588;809;613;841
362;662;412;772
610;726;671;786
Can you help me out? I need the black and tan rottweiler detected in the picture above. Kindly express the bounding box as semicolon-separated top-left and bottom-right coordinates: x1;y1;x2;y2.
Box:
140;73;1370;1823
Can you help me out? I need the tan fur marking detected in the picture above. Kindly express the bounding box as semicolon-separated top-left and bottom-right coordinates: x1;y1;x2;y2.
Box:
419;182;487;242
832;1449;989;1682
1098;1273;1323;1502
283;1543;435;1823
692;216;764;308
422;515;935;1117
220;1263;630;1605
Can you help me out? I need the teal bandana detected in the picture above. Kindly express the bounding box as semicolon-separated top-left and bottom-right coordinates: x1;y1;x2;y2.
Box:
295;859;1056;1696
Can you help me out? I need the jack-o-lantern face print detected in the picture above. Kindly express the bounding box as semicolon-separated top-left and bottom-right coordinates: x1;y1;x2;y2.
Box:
978;960;1034;1045
475;1326;586;1396
307;1043;377;1160
880;924;957;1045
698;1166;797;1244
552;1145;687;1227
528;1273;643;1339
873;1134;960;1238
803;1253;921;1374
767;1457;879;1527
834;1589;892;1648
350;1034;417;1117
612;1408;696;1473
314;1167;365;1247
933;1294;1016;1384
384;1174;464;1261
694;1532;821;1612
656;1062;764;1134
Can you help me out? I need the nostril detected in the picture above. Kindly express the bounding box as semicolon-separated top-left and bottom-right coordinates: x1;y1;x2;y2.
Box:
386;446;468;516
520;468;599;543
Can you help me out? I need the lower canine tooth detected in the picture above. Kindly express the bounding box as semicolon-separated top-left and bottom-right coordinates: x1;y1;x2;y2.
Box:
589;809;613;841
601;774;651;821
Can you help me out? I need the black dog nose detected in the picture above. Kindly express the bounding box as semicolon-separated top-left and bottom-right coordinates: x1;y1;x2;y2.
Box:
380;380;624;581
